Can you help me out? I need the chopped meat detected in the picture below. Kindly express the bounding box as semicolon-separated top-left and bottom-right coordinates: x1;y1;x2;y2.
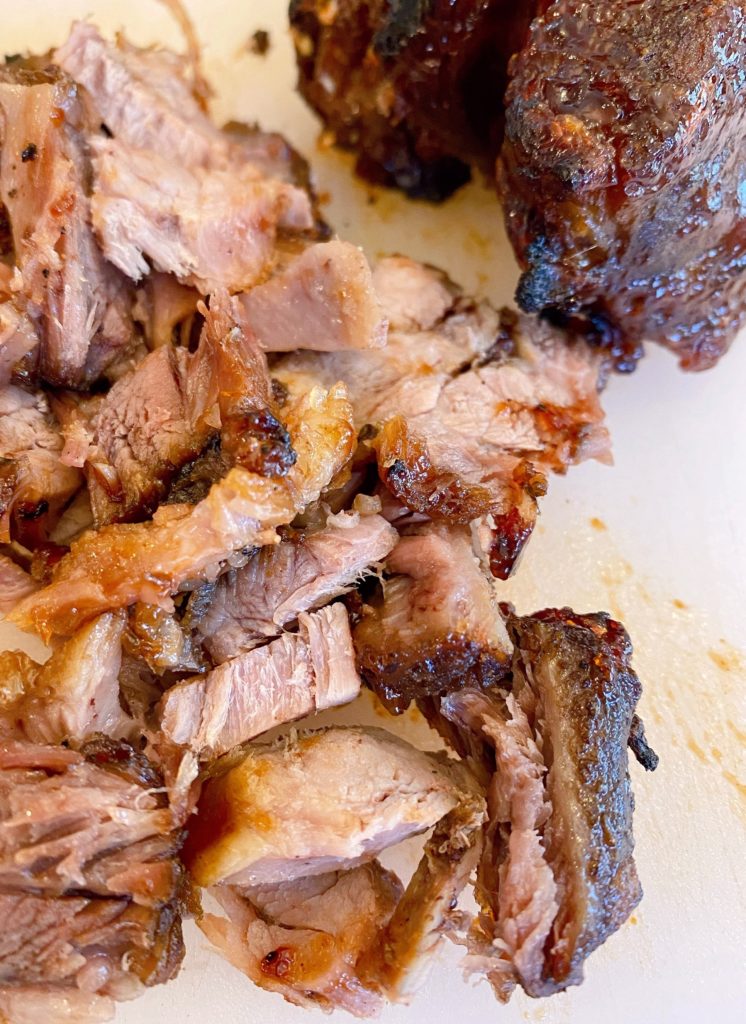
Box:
54;21;233;170
0;386;82;547
0;612;128;744
90;135;313;292
183;726;473;888
159;604;361;761
133;272;199;350
85;344;214;525
0;552;38;615
8;467;295;641
0;62;134;386
360;800;485;1003
200;863;402;1016
355;522;511;712
198;508;397;663
239;240;387;352
440;607;657;1000
124;603;204;677
500;0;746;370
0;737;186;1015
197;290;296;477
283;382;357;510
278;259;609;575
0;302;37;385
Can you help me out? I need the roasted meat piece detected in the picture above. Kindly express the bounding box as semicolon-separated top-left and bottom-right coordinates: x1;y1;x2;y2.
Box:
290;0;535;200
278;257;610;576
183;725;476;888
0;552;38;615
354;522;511;712
159;603;361;762
0;738;187;1020
293;1;746;368
197;507;397;663
437;607;657;1001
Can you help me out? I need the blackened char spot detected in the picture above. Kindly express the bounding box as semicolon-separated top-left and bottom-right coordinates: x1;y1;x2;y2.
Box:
373;0;436;57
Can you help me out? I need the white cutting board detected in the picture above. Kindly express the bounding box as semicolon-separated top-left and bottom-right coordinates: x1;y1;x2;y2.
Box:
2;2;745;1022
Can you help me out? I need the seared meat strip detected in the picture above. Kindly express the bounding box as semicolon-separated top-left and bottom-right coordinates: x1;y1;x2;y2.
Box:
355;522;511;712
278;258;609;575
183;726;475;888
240;240;387;352
0;386;82;547
0;62;134;386
160;603;361;761
440;607;657;1001
201;864;402;1017
198;508;397;663
8;467;295;640
0;612;128;744
0;737;186;1018
500;1;746;370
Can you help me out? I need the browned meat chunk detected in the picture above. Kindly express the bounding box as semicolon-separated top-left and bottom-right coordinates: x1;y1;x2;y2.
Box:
8;467;295;640
500;1;746;370
197;508;397;663
200;864;402;1016
278;258;610;575
0;738;186;1018
290;0;534;200
183;726;476;888
293;1;746;368
354;522;511;712
439;607;657;1001
0;386;82;547
159;603;361;761
0;62;134;386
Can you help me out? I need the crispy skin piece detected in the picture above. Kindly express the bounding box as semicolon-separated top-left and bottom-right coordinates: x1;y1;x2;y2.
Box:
500;1;746;370
290;0;537;200
441;607;657;1000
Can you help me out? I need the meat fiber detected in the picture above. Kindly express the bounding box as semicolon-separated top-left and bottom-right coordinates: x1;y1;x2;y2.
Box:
440;607;657;1001
183;726;474;888
0;737;186;1017
160;604;361;761
0;302;38;385
0;62;134;386
8;467;295;640
90;135;313;292
197;508;397;663
200;864;402;1016
355;522;511;712
239;240;387;352
0;612;128;744
0;386;82;547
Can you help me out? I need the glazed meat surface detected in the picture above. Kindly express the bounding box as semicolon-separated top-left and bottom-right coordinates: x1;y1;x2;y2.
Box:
440;607;658;1000
501;0;746;370
293;0;746;368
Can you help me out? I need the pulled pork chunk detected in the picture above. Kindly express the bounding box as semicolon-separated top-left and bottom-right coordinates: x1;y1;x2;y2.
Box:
8;468;295;641
183;725;476;888
133;272;199;350
355;522;511;712
440;607;657;1001
0;302;38;385
90;135;313;292
239;240;387;352
198;508;397;663
0;738;186;1018
200;864;402;1017
278;258;610;575
0;612;128;744
0;62;133;387
160;603;361;761
0;386;82;547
